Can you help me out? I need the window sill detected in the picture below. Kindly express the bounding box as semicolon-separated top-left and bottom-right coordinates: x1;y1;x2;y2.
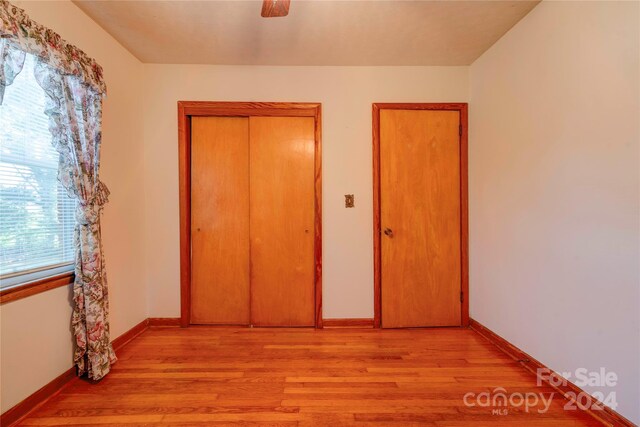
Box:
0;272;74;305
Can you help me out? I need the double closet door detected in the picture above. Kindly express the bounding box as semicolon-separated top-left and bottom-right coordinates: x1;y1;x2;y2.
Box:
190;116;316;327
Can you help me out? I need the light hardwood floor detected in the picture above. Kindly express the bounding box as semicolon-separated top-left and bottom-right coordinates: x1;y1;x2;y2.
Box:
20;327;602;426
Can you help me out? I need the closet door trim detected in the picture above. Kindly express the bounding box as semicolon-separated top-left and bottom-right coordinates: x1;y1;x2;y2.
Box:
178;102;323;328
372;103;469;329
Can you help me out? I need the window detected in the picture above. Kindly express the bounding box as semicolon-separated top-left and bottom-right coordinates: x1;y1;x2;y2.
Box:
0;54;76;289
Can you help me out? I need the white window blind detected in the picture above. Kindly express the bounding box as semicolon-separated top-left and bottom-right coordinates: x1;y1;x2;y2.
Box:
0;54;76;289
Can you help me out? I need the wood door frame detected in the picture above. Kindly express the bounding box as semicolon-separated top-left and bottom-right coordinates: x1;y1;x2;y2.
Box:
372;103;469;329
178;101;323;328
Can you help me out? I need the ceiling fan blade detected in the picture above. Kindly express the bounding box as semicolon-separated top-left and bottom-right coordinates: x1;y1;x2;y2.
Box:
261;0;290;17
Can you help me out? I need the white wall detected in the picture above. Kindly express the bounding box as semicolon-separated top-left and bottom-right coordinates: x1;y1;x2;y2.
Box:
0;1;147;413
143;65;468;319
469;1;639;423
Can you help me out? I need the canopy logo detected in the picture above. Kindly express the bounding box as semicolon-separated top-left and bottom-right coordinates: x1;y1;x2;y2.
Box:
463;388;555;415
462;368;618;415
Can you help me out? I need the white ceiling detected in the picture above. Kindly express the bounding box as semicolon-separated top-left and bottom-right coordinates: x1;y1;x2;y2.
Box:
73;0;540;66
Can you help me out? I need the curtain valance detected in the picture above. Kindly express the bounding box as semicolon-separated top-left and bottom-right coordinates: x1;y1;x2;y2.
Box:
0;0;106;97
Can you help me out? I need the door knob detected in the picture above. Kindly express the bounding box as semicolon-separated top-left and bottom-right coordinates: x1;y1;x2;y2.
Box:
383;228;393;237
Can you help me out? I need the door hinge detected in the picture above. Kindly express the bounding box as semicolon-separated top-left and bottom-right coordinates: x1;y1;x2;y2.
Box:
459;124;463;136
460;291;464;303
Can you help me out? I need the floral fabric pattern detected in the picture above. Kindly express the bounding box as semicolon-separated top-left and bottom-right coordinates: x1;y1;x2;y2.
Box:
0;0;106;99
0;37;25;102
35;62;115;380
1;0;114;380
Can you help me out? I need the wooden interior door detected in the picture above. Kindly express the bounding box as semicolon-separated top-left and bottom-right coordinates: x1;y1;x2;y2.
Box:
249;116;316;326
191;116;250;324
380;109;462;328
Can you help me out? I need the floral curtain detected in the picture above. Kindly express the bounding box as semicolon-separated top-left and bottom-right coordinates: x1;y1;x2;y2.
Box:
1;0;115;380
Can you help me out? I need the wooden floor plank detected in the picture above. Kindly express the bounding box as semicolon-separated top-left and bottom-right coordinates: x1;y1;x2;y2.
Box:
18;327;604;426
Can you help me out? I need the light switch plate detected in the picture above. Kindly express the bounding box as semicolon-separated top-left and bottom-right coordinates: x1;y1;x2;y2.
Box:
345;194;355;208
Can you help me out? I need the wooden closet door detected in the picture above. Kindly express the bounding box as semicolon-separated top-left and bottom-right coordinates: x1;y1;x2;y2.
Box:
191;117;250;324
380;109;461;328
249;116;315;326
